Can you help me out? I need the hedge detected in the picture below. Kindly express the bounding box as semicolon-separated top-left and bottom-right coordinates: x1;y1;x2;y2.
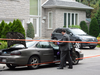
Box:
0;41;7;50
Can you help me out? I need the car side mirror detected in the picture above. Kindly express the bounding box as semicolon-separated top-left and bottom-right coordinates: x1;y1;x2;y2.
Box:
70;33;73;36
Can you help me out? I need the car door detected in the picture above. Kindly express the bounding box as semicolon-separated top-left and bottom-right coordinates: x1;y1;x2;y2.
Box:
36;42;54;62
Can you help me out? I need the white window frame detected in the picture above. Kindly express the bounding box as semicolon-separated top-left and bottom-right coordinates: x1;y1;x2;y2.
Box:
48;11;53;29
30;0;40;16
65;12;79;28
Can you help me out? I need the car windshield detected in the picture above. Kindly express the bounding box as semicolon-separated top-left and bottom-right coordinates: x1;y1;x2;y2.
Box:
70;29;87;35
12;41;36;48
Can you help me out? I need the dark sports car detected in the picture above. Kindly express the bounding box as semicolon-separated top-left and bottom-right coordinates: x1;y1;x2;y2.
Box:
0;32;83;69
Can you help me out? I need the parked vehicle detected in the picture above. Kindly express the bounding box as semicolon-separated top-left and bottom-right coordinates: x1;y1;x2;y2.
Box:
0;32;83;69
51;28;98;49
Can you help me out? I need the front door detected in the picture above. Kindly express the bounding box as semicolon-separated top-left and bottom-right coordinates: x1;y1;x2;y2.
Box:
30;18;39;37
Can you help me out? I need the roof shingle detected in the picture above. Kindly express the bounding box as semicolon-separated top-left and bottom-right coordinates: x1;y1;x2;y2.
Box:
42;0;93;10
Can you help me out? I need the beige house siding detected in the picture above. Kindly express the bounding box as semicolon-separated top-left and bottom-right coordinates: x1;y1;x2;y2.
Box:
0;0;30;32
43;8;86;38
0;0;88;38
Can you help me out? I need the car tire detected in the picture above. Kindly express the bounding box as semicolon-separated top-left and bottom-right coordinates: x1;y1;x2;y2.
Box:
72;53;79;65
6;64;16;69
28;56;40;69
89;46;96;49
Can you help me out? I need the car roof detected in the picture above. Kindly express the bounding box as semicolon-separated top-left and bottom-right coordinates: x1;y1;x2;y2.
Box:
54;28;79;31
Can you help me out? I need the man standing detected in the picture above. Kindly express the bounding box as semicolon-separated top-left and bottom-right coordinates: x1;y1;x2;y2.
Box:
57;29;73;69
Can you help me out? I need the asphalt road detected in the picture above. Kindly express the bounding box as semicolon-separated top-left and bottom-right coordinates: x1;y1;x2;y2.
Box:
0;47;100;75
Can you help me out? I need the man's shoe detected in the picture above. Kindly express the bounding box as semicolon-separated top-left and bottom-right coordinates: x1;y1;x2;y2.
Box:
68;67;73;69
57;67;63;69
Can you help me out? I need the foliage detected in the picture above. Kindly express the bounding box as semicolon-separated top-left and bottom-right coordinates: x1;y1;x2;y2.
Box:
76;0;99;18
27;22;34;39
95;4;100;32
68;25;81;29
97;35;100;47
89;17;100;37
80;21;89;34
0;20;6;37
0;41;7;50
1;24;10;38
0;19;25;38
10;19;25;37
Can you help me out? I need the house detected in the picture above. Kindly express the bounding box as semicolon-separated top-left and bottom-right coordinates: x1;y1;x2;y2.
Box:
0;0;93;38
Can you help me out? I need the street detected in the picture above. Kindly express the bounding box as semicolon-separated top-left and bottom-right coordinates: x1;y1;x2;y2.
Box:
0;47;100;75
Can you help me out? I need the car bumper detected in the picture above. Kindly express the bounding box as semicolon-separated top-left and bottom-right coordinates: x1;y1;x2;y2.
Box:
0;56;29;65
79;53;84;60
81;42;97;47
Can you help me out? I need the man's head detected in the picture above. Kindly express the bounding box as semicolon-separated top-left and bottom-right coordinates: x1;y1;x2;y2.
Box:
61;29;66;35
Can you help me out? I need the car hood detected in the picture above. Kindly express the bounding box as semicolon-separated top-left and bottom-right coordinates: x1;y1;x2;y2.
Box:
78;35;95;38
76;34;97;41
6;32;26;48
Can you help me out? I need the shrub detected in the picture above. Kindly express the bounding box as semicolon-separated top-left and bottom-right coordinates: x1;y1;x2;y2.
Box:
89;17;100;37
10;19;25;37
0;20;6;38
80;21;88;34
97;33;100;47
68;25;81;29
0;41;7;50
95;2;100;31
1;23;10;38
27;22;34;39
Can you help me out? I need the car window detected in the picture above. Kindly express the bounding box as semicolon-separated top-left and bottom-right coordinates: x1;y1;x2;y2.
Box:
70;29;86;35
55;29;62;33
66;29;71;34
49;42;59;50
36;42;51;48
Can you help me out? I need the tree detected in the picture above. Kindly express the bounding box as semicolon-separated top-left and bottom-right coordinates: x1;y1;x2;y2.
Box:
11;19;25;37
27;22;34;39
1;24;10;38
76;0;99;18
95;0;100;32
89;17;99;37
80;21;89;34
0;20;6;38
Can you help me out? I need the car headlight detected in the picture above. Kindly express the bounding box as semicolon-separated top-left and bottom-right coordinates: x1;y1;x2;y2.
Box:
80;37;87;41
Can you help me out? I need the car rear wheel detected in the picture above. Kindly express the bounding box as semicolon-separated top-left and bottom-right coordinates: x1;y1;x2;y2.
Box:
6;64;16;69
72;53;79;65
28;56;40;69
89;46;96;49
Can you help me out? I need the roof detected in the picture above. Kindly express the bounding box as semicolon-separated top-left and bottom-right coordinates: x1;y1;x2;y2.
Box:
42;0;93;10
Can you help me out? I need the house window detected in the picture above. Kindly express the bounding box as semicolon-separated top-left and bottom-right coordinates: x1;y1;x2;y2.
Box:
75;14;78;25
72;13;74;25
48;12;53;29
64;13;66;27
64;13;78;27
68;13;70;26
30;0;40;15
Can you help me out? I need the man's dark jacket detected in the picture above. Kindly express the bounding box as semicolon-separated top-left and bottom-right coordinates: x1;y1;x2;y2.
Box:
59;34;70;51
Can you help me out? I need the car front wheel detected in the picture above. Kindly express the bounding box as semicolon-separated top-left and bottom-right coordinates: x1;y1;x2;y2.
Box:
72;53;79;65
75;43;82;49
89;46;96;49
28;56;40;69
